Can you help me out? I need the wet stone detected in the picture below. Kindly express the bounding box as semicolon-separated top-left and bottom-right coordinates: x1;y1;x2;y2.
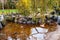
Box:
27;21;32;24
18;21;22;24
31;21;36;24
38;20;42;24
0;22;3;29
18;17;42;24
23;22;26;24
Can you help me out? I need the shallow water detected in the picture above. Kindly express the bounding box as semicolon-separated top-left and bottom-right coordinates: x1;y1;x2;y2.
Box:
0;22;56;40
29;27;48;40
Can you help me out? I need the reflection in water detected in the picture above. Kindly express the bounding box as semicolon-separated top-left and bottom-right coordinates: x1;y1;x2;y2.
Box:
0;22;56;40
29;27;48;40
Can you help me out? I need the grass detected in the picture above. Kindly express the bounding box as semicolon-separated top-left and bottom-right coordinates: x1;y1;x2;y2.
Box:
0;9;18;15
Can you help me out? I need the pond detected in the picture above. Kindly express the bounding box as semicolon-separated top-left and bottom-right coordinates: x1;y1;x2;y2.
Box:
0;22;57;40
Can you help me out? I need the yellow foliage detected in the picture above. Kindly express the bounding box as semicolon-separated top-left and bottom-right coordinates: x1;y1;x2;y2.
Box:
16;0;31;16
16;0;60;22
16;0;31;9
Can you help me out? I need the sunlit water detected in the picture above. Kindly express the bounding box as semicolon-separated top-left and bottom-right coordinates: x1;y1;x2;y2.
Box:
6;27;48;40
29;27;48;40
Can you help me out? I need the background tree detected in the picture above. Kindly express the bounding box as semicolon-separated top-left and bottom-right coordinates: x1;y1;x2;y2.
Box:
4;0;16;9
16;0;31;16
16;0;60;23
0;2;2;9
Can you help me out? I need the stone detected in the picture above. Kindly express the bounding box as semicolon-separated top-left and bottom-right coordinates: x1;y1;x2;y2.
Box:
57;16;60;25
19;21;23;24
38;20;42;24
23;21;26;24
31;21;35;24
27;21;32;24
0;22;3;29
